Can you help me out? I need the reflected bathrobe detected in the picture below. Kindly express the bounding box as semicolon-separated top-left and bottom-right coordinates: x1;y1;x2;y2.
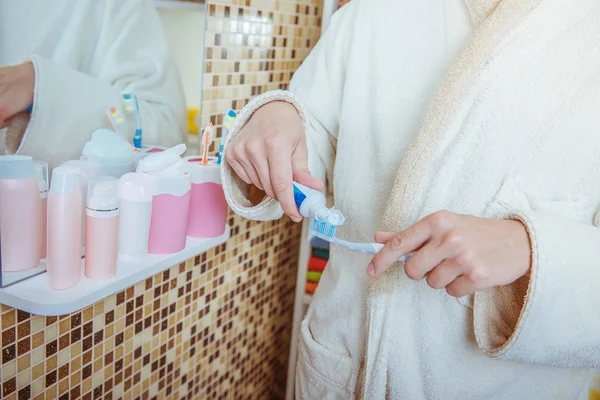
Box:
222;0;600;398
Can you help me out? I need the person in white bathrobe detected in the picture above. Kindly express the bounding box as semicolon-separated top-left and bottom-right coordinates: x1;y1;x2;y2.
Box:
222;0;600;398
0;0;186;168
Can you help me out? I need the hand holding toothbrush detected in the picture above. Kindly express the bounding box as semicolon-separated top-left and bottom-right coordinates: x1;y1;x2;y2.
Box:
0;62;34;129
225;101;323;222
369;211;532;298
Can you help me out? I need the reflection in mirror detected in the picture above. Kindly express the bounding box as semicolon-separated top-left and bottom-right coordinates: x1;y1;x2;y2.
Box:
0;0;207;287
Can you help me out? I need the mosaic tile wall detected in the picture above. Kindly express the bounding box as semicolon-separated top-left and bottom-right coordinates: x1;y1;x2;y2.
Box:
0;0;323;399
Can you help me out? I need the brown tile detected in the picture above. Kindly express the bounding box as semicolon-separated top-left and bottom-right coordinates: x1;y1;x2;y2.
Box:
46;340;57;357
17;338;30;356
83;322;93;337
71;327;81;343
3;377;16;397
18;385;30;400
45;316;57;326
58;334;69;350
46;355;57;372
3;343;16;363
46;370;57;387
17;321;30;339
71;313;82;328
58;363;69;381
105;311;114;325
31;332;44;349
2;310;16;330
3;327;16;347
32;362;44;381
16;311;29;323
82;364;92;380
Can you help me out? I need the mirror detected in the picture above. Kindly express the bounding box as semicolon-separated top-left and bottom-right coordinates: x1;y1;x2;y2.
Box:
0;0;207;287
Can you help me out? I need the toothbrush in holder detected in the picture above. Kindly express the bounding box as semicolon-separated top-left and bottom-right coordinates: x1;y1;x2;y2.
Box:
218;109;237;164
106;107;125;139
309;218;412;262
201;123;213;166
122;93;143;149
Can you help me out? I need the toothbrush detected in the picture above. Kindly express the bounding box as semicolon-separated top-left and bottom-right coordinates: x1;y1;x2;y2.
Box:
106;106;125;139
122;93;143;149
309;218;412;262
218;109;237;164
201;123;213;166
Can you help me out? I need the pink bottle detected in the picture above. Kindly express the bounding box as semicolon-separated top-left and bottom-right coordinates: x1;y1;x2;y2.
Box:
0;155;42;271
34;161;49;259
85;176;119;280
136;144;191;254
185;156;227;238
47;165;82;290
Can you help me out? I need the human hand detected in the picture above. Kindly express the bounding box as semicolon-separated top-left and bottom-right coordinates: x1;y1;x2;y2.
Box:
225;101;323;222
0;62;34;129
369;211;531;298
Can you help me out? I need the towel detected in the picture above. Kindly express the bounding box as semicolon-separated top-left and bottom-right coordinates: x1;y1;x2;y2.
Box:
307;256;327;273
307;271;322;283
305;282;318;295
312;248;329;260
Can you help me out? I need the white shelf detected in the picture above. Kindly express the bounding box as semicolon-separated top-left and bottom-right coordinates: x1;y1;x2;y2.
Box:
154;0;205;10
0;226;229;316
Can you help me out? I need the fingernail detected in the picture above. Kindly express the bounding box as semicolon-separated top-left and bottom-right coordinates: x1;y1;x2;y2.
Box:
367;264;376;277
291;215;302;223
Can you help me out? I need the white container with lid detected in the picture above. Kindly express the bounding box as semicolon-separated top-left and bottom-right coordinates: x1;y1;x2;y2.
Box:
136;144;191;255
118;173;153;263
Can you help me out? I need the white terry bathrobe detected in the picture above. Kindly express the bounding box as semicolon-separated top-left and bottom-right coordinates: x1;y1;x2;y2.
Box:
222;0;600;398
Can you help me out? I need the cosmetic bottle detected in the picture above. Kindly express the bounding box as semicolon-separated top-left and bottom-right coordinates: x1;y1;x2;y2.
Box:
0;155;42;271
47;165;82;290
118;173;152;263
34;161;49;259
85;176;119;280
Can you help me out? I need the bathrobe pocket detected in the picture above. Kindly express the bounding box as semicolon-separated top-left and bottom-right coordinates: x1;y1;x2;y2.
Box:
483;176;598;225
296;318;356;400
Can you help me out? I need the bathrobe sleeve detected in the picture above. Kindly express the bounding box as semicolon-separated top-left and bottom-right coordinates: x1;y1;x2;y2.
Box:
474;211;600;368
221;2;357;221
5;0;186;169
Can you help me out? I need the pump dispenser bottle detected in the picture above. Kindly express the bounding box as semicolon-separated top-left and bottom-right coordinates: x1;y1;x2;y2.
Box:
85;176;119;280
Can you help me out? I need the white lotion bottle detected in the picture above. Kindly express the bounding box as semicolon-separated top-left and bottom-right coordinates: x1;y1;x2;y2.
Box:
47;165;83;290
85;176;119;280
118;173;152;263
34;161;49;259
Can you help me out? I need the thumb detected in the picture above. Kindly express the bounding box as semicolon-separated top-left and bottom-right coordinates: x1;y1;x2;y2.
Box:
292;140;323;190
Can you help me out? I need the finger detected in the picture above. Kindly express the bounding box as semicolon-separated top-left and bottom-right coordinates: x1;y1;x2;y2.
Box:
268;146;302;222
445;276;477;298
237;157;264;191
248;151;275;198
425;260;463;290
404;239;446;281
292;140;323;190
374;232;397;244
368;221;432;277
227;158;253;185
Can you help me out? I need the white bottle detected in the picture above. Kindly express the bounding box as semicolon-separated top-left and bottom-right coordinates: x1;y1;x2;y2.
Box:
34;161;49;259
47;166;83;290
118;173;152;263
85;176;119;280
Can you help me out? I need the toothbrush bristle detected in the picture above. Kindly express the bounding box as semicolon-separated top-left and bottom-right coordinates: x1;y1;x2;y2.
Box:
310;218;336;238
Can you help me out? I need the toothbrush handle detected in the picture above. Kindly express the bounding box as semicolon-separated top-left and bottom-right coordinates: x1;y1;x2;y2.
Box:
217;144;224;164
336;239;411;263
133;129;142;149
